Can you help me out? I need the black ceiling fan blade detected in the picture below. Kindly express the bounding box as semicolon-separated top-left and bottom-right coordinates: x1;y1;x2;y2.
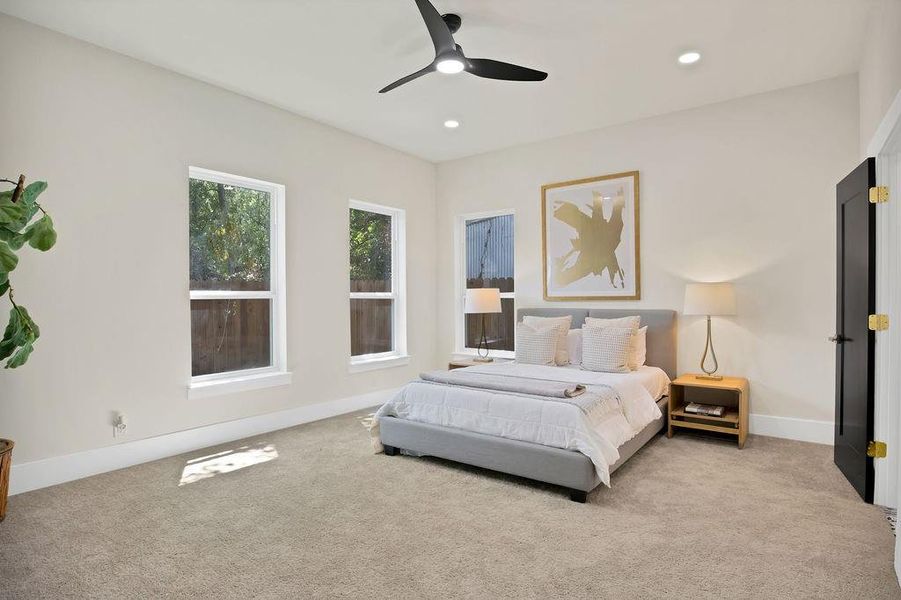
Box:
379;64;435;93
413;0;456;56
467;58;548;82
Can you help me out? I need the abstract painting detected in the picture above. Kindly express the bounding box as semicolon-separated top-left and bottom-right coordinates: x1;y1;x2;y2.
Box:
541;171;640;300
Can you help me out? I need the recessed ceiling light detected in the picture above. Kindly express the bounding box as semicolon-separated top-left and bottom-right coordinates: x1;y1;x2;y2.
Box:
444;119;460;129
436;58;465;74
678;51;701;65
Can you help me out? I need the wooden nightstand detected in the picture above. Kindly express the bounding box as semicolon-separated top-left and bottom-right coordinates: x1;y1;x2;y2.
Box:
667;375;750;448
448;358;510;370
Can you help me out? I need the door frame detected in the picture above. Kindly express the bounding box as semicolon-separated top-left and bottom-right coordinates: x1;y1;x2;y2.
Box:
866;88;901;510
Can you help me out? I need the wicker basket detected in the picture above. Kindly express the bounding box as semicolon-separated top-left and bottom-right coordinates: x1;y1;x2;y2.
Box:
0;439;13;522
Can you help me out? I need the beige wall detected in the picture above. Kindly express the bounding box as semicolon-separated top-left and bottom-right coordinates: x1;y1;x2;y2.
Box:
437;76;859;423
859;0;901;154
0;15;438;463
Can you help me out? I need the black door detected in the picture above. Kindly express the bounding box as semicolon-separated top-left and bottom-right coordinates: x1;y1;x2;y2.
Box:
833;157;876;503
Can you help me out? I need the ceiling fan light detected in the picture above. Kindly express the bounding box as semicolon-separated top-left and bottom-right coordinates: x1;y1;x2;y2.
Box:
436;58;465;74
678;51;701;65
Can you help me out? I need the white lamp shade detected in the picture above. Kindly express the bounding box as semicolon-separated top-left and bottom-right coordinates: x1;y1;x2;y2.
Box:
684;282;737;316
464;288;502;314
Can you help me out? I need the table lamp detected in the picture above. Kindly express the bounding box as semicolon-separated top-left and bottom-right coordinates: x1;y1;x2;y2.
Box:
684;282;736;380
464;288;502;362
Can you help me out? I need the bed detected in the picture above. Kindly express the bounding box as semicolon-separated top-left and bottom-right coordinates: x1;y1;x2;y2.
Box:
375;308;677;502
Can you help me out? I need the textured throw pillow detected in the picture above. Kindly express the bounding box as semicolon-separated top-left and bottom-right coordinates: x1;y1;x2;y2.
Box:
515;322;560;366
584;316;641;370
631;326;648;368
581;326;633;373
522;315;572;365
566;328;583;365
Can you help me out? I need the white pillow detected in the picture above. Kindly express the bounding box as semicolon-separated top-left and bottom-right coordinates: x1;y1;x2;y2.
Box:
632;326;648;368
515;323;559;366
581;327;633;373
522;315;572;365
566;328;582;366
584;316;641;370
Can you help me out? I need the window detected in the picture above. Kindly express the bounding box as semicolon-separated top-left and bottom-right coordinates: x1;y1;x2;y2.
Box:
456;210;515;356
349;200;407;370
188;167;288;397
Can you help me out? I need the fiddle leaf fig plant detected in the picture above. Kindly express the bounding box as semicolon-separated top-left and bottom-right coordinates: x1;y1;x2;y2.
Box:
0;175;56;368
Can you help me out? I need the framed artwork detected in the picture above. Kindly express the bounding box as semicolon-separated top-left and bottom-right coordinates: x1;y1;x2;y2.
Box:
541;171;640;300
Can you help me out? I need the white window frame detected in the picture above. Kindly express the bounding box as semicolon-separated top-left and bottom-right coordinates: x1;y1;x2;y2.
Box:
454;209;515;359
187;167;290;399
348;199;408;372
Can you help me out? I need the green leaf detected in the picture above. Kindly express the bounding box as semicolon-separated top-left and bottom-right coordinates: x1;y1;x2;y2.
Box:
16;306;39;341
0;307;22;360
6;341;33;368
0;339;15;361
21;181;47;205
0;197;25;226
0;242;18;272
25;215;56;251
0;228;26;250
18;182;45;226
0;279;8;297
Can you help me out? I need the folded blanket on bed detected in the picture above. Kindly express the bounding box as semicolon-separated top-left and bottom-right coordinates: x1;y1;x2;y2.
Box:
417;369;615;417
420;369;586;398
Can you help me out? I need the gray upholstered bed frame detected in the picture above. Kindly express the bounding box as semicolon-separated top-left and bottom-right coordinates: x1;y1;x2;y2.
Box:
380;308;677;502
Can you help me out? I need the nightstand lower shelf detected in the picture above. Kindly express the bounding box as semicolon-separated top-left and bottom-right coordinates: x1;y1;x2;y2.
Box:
669;415;740;436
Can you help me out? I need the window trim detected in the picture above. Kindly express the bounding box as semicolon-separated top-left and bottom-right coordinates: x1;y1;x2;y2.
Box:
187;167;289;397
348;199;407;370
454;208;516;359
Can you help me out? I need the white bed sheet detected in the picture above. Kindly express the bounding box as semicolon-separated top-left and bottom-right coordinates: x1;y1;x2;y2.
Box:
373;362;670;486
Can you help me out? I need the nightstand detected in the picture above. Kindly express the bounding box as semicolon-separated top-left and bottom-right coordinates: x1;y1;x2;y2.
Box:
667;375;750;448
448;358;510;370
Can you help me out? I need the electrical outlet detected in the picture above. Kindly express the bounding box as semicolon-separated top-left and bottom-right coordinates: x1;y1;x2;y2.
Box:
113;413;127;438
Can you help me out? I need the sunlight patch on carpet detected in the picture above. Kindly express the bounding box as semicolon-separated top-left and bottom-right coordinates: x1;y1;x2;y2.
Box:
179;442;278;486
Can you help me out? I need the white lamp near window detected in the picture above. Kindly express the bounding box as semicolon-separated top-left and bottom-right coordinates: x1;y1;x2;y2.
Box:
464;288;502;362
684;282;737;380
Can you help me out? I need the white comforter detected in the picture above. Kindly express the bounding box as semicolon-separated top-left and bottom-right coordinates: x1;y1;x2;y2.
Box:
373;363;668;486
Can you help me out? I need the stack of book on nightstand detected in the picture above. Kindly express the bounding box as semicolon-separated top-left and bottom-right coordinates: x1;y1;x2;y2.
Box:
684;402;726;418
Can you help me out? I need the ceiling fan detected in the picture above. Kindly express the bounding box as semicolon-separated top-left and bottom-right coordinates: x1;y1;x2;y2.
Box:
379;0;548;93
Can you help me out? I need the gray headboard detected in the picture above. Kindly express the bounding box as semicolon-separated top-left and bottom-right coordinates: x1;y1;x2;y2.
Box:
516;308;678;379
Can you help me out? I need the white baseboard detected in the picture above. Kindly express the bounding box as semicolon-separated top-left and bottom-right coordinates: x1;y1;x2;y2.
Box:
9;388;396;496
749;413;833;445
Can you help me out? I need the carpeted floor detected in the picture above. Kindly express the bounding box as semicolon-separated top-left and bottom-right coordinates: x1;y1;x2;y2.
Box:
1;411;898;599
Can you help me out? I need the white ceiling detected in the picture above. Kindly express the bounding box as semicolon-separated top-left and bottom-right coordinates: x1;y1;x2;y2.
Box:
0;0;873;162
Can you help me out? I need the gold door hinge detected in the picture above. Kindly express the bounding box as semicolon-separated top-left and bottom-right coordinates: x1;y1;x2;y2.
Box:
867;441;887;458
869;186;889;203
868;314;889;331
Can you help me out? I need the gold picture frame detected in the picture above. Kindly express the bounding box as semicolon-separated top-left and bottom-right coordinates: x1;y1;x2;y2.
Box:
541;171;640;301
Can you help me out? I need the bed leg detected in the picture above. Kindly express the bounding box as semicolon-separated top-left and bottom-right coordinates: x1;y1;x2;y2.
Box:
383;445;398;456
569;489;588;503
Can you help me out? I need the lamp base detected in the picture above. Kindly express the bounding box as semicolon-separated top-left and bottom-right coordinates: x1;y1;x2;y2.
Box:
472;356;494;363
695;374;724;381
